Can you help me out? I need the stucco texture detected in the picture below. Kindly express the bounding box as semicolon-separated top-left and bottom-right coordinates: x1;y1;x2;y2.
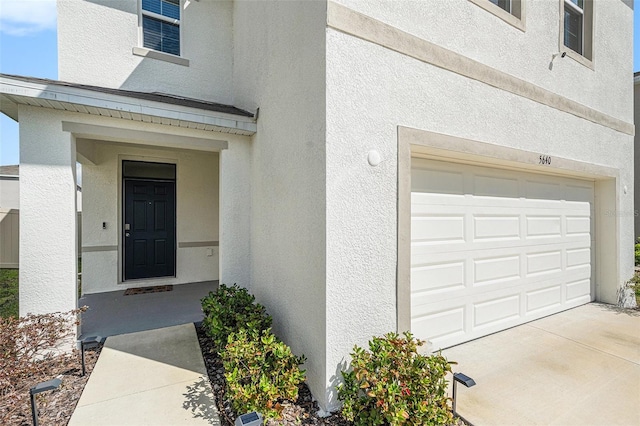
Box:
231;0;328;410
81;142;220;294
19;105;78;315
57;0;234;104
324;0;633;410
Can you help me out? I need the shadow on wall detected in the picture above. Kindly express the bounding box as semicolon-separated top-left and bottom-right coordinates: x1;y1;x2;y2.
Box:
85;0;133;14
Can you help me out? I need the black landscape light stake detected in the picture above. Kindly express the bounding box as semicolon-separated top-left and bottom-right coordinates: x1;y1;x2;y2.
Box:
452;372;476;418
30;378;62;426
235;411;263;426
80;335;103;376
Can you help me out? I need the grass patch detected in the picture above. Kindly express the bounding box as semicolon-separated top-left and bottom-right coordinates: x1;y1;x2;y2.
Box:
0;269;18;319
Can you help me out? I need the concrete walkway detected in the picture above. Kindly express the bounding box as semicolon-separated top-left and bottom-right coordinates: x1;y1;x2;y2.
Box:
443;303;640;426
69;323;220;426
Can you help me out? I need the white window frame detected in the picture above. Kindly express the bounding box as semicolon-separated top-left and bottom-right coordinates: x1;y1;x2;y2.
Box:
559;0;594;69
134;0;188;65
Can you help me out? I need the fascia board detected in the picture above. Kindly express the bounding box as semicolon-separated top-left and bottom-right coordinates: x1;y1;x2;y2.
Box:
0;76;257;133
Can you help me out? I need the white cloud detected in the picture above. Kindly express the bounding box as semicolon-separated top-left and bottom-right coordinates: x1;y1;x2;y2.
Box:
0;0;57;36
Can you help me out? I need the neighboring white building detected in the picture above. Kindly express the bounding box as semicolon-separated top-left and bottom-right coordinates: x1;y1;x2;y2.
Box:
0;0;634;411
0;165;82;268
0;165;20;268
634;71;640;241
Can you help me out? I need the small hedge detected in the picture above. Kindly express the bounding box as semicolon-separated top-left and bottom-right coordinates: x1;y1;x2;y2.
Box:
222;328;306;419
201;283;272;350
338;332;454;426
201;284;306;421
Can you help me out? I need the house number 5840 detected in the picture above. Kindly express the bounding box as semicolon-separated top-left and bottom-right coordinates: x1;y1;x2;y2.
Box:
539;155;551;165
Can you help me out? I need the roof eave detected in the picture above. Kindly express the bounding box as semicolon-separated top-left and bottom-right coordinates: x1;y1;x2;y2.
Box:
0;75;257;135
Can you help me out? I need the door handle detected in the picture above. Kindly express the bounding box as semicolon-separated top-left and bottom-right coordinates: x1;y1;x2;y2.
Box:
125;233;130;237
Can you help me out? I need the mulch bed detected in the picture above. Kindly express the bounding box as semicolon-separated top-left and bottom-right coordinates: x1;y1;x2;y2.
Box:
195;325;468;426
195;324;351;426
1;346;102;426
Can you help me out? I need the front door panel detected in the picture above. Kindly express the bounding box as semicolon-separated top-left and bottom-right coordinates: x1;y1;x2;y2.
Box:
124;180;176;280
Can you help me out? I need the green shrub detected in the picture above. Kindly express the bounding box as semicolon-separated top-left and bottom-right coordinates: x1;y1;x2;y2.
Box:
222;328;306;419
201;284;272;350
635;239;640;266
338;332;454;426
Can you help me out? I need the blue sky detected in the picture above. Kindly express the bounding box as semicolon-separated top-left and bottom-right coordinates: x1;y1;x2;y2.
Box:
0;1;639;166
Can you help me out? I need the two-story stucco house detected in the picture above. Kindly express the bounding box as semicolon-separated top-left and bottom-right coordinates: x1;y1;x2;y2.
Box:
0;0;633;411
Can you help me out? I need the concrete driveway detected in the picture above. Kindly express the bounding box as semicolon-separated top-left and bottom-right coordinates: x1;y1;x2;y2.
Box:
442;303;640;426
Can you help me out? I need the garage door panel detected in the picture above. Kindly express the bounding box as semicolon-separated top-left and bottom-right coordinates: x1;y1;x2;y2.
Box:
412;215;464;243
526;285;562;313
524;180;564;201
566;248;591;268
526;215;562;238
474;255;520;285
566;278;592;302
566;216;591;235
411;260;465;294
473;215;520;241
411;304;466;343
473;294;521;328
410;158;594;349
412;168;464;194
474;175;519;198
526;250;563;277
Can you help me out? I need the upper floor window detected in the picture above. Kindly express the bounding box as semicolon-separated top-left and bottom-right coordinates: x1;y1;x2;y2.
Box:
489;0;512;14
469;0;525;31
561;0;593;63
141;0;180;56
563;0;583;54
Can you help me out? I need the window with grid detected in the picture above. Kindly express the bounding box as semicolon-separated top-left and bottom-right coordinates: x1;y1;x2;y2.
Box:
141;0;180;56
564;0;584;54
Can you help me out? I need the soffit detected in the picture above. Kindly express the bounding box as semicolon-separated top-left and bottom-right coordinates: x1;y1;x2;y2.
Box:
0;74;256;136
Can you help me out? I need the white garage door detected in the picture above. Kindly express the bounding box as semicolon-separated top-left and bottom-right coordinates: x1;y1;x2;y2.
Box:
411;158;594;349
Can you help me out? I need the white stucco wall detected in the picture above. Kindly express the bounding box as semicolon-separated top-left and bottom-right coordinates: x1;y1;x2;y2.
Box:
333;0;633;123
231;0;328;408
57;0;234;104
19;105;78;315
81;142;220;294
322;0;634;410
0;178;19;209
219;138;252;288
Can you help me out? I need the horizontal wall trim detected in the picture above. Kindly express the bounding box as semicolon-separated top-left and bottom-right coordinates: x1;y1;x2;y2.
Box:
400;126;619;180
82;245;118;253
326;1;634;136
178;241;219;248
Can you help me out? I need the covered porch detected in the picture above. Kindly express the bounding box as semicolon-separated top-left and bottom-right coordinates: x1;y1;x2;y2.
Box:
78;280;218;338
0;73;255;324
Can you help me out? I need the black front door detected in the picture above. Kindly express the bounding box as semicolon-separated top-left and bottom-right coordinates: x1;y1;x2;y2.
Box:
124;179;176;280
